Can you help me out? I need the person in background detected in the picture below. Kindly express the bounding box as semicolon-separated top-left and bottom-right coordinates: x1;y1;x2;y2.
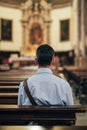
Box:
18;44;73;106
68;51;75;65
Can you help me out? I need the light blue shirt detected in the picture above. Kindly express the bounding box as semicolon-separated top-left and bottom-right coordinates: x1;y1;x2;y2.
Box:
18;68;74;106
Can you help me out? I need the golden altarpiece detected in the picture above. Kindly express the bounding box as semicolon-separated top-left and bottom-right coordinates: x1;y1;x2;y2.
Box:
21;0;51;56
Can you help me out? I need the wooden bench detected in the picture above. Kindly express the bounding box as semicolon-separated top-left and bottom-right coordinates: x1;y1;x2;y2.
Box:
0;76;23;105
63;68;87;105
0;85;18;93
0;93;18;104
0;81;20;86
0;77;24;105
0;70;34;104
0;105;86;125
0;81;19;104
0;67;37;76
79;78;87;105
0;76;25;86
0;67;36;85
0;76;26;81
63;65;87;77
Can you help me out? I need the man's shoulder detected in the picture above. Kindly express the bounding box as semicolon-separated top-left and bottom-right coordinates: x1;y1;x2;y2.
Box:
53;74;70;86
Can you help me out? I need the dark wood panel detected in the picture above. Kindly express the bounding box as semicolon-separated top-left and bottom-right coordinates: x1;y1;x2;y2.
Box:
0;105;86;125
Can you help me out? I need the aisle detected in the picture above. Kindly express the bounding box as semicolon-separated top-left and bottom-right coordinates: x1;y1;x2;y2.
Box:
74;94;87;126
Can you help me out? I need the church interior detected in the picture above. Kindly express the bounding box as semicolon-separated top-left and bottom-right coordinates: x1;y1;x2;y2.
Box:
0;0;87;126
0;0;87;66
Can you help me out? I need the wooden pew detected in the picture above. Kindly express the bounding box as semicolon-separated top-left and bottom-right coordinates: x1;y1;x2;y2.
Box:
0;75;30;80
0;68;35;104
63;65;87;77
0;85;18;93
0;75;27;105
0;70;36;76
79;78;87;105
0;67;36;85
63;68;87;105
0;93;18;104
0;66;37;75
0;66;86;105
0;85;18;104
0;81;20;86
0;81;18;104
0;105;86;125
0;75;26;86
0;67;86;125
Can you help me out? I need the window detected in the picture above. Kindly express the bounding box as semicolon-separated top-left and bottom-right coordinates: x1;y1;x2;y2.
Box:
60;19;70;41
1;19;12;41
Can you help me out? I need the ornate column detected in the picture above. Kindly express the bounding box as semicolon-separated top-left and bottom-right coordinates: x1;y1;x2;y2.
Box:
45;21;51;44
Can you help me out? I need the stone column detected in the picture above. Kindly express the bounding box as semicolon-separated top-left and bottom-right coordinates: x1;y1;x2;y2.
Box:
21;20;28;55
46;22;50;44
72;0;79;65
81;0;86;56
44;19;51;44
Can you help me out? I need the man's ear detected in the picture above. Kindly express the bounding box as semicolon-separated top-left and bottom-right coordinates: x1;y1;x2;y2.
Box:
51;57;55;65
35;58;38;65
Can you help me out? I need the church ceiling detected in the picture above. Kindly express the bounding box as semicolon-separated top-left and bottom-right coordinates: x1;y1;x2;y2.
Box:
0;0;72;7
0;0;27;6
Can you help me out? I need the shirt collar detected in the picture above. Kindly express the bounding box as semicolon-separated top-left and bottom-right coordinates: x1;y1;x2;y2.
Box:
36;68;53;74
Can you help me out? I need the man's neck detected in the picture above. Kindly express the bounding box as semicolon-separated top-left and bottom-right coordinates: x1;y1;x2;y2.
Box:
38;65;52;69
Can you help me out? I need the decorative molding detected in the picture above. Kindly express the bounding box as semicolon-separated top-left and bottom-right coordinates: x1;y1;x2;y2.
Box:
52;3;72;9
0;2;20;9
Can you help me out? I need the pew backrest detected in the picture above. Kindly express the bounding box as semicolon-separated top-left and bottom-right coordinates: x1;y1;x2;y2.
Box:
0;105;86;125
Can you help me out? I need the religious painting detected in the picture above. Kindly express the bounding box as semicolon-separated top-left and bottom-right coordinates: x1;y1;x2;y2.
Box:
60;19;70;41
1;19;12;41
29;23;43;45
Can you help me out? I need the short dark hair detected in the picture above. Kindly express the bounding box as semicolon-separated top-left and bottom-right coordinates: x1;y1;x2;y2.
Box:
36;44;55;66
